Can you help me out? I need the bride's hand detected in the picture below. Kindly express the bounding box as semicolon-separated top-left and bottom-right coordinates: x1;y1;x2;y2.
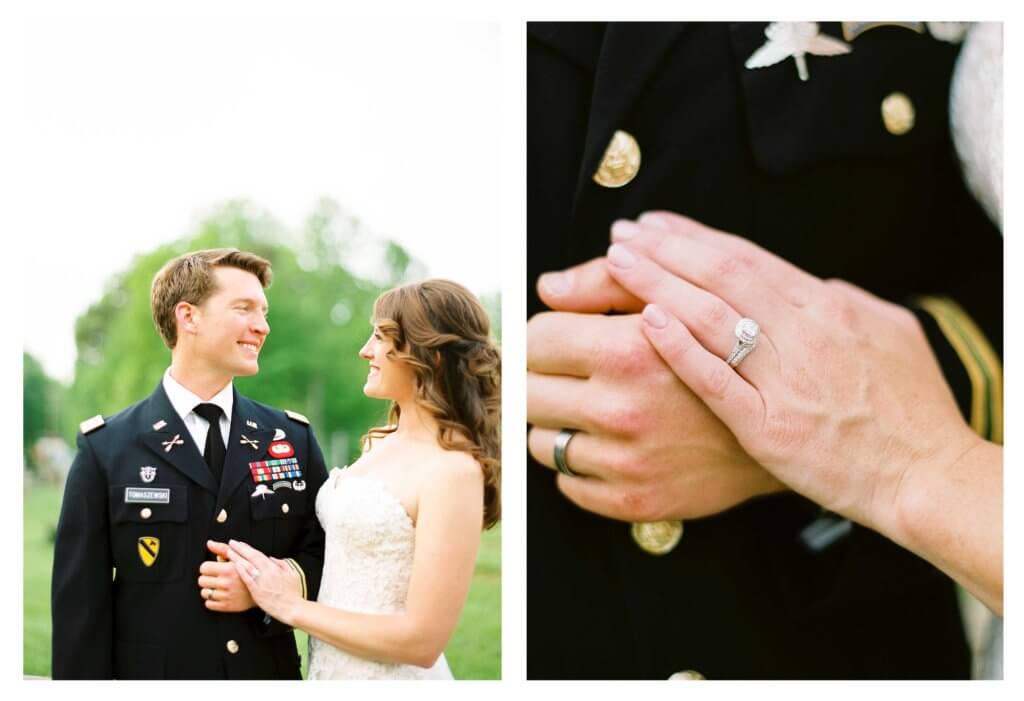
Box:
602;211;981;536
225;539;303;625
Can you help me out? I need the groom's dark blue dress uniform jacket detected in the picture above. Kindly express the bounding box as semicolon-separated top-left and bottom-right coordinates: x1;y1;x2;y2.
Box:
527;22;1002;679
51;382;329;679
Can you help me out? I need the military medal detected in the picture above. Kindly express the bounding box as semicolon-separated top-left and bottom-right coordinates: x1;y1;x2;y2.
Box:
240;434;260;450
745;22;851;82
162;434;184;452
293;480;306;491
139;466;157;483
268;440;295;458
248;457;303;483
273;428;286;441
272;480;293;491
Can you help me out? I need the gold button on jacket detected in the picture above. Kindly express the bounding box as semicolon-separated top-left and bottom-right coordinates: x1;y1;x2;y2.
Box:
216;509;228;523
226;640;239;654
593;130;641;188
881;92;915;135
630;520;683;555
140;508;152;520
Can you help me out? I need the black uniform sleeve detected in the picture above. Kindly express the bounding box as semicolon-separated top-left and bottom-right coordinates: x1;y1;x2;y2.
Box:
254;422;328;638
51;432;114;679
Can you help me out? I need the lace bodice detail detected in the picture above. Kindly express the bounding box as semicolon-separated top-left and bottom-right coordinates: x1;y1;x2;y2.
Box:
307;469;452;680
951;22;1002;230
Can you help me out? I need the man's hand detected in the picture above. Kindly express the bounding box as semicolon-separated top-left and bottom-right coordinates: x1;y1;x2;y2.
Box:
199;540;257;613
527;258;784;522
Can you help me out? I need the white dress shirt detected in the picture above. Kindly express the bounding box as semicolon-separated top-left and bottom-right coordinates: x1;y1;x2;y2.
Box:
162;368;232;455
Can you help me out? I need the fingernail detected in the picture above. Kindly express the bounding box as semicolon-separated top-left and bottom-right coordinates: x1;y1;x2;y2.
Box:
539;271;570;296
611;219;640;241
607;244;636;268
643;304;668;329
638;212;671;230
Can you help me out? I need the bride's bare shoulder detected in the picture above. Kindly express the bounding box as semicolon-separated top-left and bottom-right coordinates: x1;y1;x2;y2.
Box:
425;449;483;486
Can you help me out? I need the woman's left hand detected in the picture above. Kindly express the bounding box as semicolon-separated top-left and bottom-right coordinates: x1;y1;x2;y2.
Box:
225;540;302;625
603;211;982;535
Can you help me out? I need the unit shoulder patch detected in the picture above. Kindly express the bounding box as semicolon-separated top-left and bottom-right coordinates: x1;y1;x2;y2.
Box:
80;414;106;434
285;410;309;425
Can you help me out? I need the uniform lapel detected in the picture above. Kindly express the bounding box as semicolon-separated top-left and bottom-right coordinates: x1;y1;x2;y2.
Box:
220;390;276;503
573;23;688;214
139;382;219;495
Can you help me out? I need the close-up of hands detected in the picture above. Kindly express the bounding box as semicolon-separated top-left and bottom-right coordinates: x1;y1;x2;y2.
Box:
533;209;1001;614
527;252;785;523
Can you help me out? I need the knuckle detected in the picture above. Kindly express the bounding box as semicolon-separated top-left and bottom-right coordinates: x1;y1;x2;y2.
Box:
598;331;656;376
702;364;734;400
697;298;730;331
619;486;661;522
587;400;647;436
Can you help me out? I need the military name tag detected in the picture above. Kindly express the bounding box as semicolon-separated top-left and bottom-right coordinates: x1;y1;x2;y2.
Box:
125;487;171;504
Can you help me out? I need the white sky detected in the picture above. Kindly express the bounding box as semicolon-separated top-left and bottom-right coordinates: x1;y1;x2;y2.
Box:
14;13;500;383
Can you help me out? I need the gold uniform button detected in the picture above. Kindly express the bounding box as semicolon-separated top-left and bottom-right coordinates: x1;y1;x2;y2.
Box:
140;508;152;520
216;509;228;524
881;92;915;135
669;670;706;680
226;640;239;654
281;503;290;514
631;520;683;555
593;129;641;188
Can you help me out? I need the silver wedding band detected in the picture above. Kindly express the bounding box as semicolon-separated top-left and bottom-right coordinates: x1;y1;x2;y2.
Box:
726;318;760;368
553;429;579;477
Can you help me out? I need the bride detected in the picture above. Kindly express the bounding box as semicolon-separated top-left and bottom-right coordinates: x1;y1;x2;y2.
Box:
225;279;501;679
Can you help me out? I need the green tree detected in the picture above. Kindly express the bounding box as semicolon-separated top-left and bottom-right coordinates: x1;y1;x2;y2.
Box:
23;353;65;470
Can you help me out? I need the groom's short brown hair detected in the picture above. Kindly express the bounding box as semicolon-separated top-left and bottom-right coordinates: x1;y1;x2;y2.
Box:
151;248;272;349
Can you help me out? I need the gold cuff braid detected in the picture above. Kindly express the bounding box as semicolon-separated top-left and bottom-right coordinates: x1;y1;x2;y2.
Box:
284;558;308;600
916;296;1002;444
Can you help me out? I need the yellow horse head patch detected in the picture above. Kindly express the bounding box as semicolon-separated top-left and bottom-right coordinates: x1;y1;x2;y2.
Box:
138;537;160;567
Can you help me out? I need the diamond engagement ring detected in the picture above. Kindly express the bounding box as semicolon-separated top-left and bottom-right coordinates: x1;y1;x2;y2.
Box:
725;318;760;368
553;429;579;477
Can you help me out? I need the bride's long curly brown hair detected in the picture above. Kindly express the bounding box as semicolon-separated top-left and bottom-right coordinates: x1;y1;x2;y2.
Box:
362;279;501;529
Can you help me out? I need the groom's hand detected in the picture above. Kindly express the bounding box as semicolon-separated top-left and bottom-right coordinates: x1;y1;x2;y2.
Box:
527;258;785;522
200;540;257;612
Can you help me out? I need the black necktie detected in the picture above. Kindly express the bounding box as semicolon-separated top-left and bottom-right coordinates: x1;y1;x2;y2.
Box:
193;403;225;485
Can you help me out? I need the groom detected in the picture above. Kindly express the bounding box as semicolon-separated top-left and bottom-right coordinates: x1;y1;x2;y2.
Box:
51;248;329;679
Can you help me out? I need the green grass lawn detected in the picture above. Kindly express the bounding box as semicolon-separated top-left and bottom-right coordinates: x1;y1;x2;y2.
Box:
25;482;500;679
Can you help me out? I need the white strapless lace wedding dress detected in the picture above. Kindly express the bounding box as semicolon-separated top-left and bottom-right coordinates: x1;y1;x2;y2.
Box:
307;469;453;679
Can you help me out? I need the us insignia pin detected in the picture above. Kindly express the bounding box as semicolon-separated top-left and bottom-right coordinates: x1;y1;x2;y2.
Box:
162;434;185;452
139;466;157;483
152;419;168;431
138;537;160;567
246;420;258;429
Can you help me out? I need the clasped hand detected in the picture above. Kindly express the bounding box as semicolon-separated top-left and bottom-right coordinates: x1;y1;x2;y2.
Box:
527;248;783;522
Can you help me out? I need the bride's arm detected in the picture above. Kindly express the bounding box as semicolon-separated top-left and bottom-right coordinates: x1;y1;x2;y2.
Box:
231;453;484;668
